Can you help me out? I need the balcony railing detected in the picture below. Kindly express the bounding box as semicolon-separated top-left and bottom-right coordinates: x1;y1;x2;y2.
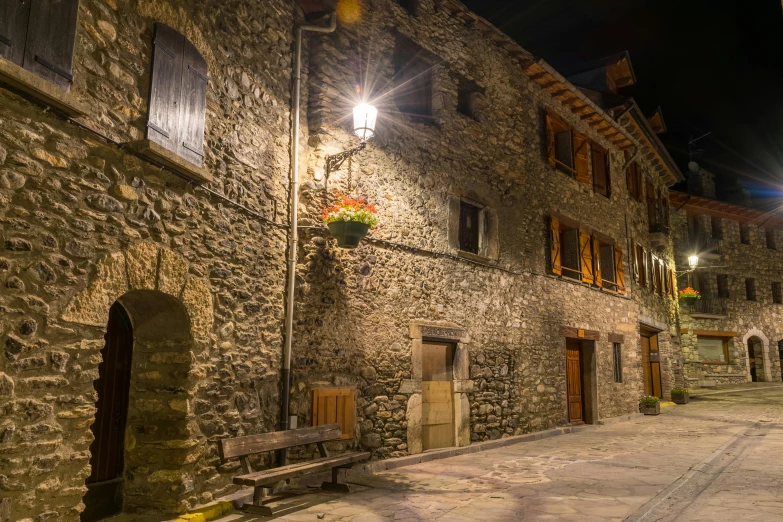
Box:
684;296;728;316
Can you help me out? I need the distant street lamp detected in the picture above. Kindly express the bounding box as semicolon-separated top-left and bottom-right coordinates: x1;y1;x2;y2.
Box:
325;102;378;179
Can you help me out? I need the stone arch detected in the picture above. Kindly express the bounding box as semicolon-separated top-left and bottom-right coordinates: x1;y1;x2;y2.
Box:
742;328;771;383
60;242;214;515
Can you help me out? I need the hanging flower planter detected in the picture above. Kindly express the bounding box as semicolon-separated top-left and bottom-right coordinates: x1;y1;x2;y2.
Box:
678;287;701;306
322;194;379;249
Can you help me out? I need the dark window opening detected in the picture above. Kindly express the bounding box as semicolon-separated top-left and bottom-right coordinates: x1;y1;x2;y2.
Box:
591;145;610;197
554;130;574;174
717;274;729;298
599;242;616;286
457;79;481;120
393;36;433;118
741;225;752;245
459;201;480;254
766;228;777;250
746;278;756;301
613;343;622;383
773;282;782;304
397;0;419;15
560;226;581;280
711;217;723;240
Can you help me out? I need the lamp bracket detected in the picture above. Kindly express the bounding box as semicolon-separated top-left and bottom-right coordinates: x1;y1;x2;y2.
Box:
325;142;366;179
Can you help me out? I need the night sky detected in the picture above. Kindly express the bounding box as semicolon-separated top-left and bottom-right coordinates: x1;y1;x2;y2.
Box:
462;0;783;210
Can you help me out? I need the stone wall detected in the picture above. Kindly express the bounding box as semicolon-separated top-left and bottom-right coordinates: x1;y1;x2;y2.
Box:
673;207;783;385
0;0;295;519
291;0;681;459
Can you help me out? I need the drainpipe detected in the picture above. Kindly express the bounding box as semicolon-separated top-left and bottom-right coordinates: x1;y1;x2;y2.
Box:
280;12;337;465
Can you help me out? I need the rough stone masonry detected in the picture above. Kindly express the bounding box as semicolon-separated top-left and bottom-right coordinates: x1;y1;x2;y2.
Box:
0;0;684;520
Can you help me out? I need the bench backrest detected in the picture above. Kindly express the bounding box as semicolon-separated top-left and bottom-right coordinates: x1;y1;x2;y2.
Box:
219;424;342;460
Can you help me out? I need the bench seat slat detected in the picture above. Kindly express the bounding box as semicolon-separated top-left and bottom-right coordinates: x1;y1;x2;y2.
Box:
219;424;343;460
233;452;371;487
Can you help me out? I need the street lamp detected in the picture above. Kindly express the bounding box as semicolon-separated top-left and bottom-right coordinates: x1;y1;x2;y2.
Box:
688;255;699;270
353;103;377;141
325;102;378;179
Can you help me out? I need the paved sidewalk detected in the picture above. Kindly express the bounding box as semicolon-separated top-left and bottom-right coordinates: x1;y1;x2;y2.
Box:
207;388;783;521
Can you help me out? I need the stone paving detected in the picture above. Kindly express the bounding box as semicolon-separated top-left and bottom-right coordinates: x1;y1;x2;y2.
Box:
198;386;783;522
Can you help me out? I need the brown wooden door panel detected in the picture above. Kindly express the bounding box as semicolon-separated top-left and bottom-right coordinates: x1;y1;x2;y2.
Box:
422;342;455;451
641;336;652;396
566;341;583;423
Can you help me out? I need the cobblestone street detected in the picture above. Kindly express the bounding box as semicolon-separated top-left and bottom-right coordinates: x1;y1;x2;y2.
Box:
207;386;783;522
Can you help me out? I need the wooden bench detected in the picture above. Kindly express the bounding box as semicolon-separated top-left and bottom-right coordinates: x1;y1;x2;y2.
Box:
218;424;370;515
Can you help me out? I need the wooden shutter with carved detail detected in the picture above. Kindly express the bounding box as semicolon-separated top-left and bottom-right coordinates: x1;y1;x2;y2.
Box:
579;230;594;284
593;235;602;287
614;245;625;294
550;216;561;275
574;133;590;183
312;388;355;441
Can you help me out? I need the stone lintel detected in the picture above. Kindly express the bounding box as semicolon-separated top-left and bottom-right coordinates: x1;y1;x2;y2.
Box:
409;321;468;343
560;326;600;341
125;139;213;184
0;57;90;117
608;333;625;344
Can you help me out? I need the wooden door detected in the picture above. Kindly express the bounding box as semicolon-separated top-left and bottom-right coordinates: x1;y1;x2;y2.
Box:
566;340;584;424
641;336;652;396
82;303;134;522
748;341;758;382
421;342;454;450
649;334;662;398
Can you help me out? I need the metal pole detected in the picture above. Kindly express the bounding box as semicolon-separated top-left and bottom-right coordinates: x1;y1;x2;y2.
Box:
280;12;336;466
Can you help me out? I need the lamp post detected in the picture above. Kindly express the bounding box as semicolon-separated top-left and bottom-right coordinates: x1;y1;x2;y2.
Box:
325;102;378;179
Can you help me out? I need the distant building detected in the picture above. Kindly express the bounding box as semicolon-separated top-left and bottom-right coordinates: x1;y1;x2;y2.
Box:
672;163;783;386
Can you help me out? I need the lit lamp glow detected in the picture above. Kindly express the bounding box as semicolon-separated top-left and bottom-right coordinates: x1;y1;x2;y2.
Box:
353;103;377;142
688;255;699;270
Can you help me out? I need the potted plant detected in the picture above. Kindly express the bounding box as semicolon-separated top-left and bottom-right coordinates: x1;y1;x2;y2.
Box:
322;194;379;249
671;387;689;404
678;287;701;307
639;396;660;415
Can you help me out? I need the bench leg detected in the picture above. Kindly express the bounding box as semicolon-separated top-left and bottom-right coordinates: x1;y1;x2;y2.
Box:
321;467;350;493
241;486;275;516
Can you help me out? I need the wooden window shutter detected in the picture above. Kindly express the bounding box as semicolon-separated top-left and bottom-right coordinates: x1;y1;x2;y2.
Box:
0;0;32;66
591;145;609;196
148;23;208;167
631;243;639;282
579;229;594;284
574;133;590;184
545;112;556;167
179;38;208;166
312;388;355;440
592;235;602;287
614;245;625;293
4;0;80;90
550;215;561;275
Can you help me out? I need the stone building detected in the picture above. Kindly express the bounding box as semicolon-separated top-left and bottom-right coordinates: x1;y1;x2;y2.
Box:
0;0;684;520
672;163;783;387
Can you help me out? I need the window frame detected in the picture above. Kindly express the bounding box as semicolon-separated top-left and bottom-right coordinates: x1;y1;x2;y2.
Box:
766;228;777;250
773;282;782;304
396;0;419;15
393;36;434;119
458;200;481;255
740;224;752;245
696;336;730;364
591;142;610;198
711;217;723;240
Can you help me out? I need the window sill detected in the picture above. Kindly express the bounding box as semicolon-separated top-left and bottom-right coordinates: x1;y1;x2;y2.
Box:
0;57;90;117
125;139;213;184
457;250;494;263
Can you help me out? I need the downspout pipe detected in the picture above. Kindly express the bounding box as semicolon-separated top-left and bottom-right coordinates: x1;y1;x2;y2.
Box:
280;11;337;464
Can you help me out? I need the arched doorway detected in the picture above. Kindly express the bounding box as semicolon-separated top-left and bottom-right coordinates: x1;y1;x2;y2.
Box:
82;303;134;521
748;336;764;382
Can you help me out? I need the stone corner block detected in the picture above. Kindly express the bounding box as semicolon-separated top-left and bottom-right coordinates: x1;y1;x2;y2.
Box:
61;251;129;326
158;247;189;297
125;241;159;290
181;277;214;339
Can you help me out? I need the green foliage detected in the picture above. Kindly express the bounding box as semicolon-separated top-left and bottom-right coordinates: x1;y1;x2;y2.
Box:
671;387;688;396
639;395;660;407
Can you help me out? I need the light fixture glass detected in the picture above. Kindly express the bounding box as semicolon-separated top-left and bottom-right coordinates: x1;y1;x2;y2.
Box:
353;103;377;141
688;255;699;270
